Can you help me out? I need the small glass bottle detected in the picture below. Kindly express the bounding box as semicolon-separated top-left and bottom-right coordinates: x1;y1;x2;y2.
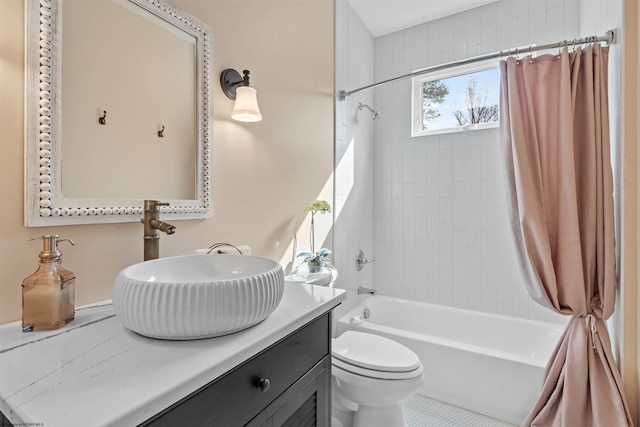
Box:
22;235;76;332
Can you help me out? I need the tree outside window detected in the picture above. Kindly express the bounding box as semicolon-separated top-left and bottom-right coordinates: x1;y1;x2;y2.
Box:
453;77;499;126
412;60;500;136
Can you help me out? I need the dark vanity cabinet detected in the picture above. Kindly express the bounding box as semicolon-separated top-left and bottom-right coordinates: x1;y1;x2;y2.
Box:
142;314;331;427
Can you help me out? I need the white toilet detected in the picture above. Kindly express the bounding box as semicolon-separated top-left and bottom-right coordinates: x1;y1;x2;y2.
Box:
331;331;424;427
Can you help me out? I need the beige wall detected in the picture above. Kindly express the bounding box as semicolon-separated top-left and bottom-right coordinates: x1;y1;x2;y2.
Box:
626;1;640;425
0;0;335;324
621;0;640;422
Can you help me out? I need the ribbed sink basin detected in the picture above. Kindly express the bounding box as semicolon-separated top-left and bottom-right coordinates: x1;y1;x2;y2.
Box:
112;254;284;340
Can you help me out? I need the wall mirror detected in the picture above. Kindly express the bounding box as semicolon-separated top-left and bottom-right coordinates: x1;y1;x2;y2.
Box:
25;0;213;226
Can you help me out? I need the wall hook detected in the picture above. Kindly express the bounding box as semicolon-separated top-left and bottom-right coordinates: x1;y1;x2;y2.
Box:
157;125;165;138
98;110;107;125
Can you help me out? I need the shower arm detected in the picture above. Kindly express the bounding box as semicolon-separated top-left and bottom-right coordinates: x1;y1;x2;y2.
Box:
359;103;376;114
358;103;380;119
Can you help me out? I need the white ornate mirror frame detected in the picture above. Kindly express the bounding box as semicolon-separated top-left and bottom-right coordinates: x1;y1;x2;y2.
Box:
25;0;213;226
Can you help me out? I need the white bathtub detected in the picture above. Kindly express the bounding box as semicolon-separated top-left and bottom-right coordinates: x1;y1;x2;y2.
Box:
335;296;565;425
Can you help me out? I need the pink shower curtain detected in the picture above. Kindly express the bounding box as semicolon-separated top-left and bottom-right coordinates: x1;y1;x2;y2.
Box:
500;44;633;426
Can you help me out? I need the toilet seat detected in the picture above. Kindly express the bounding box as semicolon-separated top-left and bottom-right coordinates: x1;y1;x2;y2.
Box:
332;358;423;380
332;331;423;380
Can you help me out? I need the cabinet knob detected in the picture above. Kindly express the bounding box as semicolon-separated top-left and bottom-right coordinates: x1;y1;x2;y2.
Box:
255;377;271;392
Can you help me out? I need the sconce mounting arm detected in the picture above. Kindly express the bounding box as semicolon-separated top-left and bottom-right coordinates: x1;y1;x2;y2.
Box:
220;69;251;100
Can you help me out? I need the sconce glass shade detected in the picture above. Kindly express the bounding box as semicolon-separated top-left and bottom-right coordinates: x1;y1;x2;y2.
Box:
231;86;262;122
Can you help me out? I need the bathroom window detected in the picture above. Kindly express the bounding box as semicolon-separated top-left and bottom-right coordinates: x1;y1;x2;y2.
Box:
411;58;500;137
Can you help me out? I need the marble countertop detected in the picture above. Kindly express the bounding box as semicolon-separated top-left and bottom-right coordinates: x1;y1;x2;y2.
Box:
0;282;345;427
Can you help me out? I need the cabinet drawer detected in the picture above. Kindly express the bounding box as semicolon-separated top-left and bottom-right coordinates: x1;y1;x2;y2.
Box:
143;314;329;426
247;356;330;427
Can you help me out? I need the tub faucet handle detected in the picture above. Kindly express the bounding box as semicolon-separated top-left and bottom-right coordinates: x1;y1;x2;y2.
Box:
356;249;375;271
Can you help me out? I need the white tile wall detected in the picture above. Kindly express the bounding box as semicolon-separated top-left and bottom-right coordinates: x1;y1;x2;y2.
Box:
336;0;620;324
369;0;588;324
333;0;376;321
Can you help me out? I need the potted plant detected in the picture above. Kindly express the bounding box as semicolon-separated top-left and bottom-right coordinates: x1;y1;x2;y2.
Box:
298;248;332;273
297;200;332;273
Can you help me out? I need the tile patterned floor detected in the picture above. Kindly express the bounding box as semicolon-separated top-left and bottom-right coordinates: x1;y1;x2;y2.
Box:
403;395;516;427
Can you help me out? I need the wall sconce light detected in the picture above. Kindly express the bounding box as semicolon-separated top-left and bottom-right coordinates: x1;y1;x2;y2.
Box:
220;69;262;122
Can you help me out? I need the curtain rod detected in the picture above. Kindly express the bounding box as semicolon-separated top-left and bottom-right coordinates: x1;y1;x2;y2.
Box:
338;29;617;101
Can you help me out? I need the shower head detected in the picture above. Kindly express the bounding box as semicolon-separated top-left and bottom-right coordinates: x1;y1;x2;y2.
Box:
358;102;380;120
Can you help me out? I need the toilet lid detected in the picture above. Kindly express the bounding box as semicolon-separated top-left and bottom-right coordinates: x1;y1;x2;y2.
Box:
332;331;421;373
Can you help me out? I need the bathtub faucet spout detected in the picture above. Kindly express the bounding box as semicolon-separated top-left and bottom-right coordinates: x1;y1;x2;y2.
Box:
357;286;377;296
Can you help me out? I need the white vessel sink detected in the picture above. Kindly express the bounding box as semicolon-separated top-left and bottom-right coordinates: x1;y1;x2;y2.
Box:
112;254;284;340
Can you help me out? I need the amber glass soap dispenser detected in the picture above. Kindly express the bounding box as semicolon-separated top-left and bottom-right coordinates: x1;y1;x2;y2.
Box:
22;235;76;332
